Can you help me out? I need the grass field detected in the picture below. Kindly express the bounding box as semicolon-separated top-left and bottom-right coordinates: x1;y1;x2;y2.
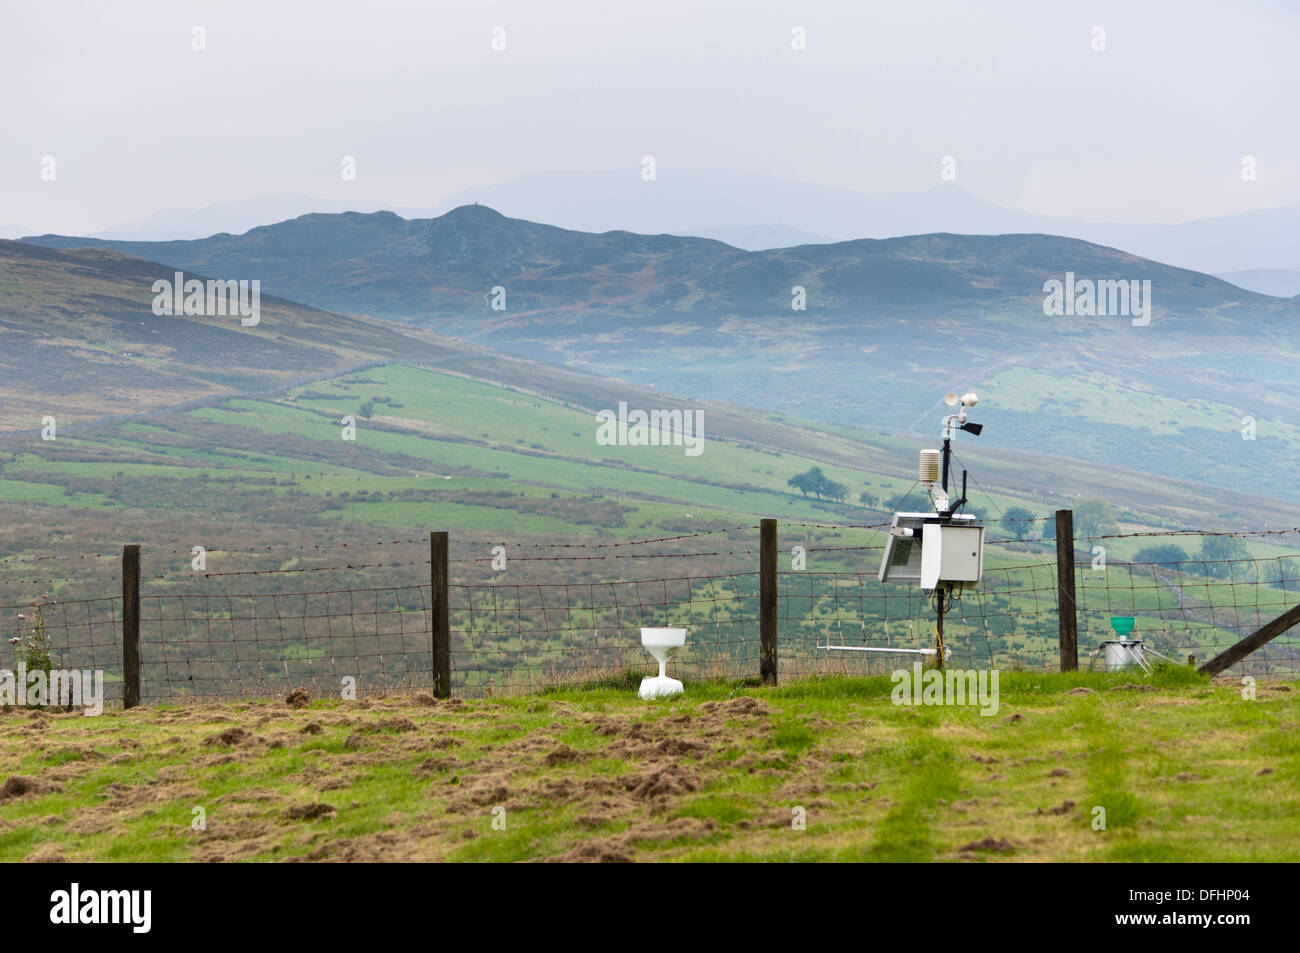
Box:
2;361;1298;694
3;668;1295;862
4;361;1298;563
0;363;920;543
8;361;1300;550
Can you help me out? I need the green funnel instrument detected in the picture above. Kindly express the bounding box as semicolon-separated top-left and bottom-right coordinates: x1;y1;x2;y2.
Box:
1109;616;1136;637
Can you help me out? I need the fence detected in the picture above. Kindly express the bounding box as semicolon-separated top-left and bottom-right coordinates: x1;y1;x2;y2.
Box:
3;513;1300;706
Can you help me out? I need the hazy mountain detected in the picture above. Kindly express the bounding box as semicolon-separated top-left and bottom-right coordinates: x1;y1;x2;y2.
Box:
1093;207;1300;275
0;226;36;240
4;231;1299;530
19;204;1300;505
684;224;834;250
22;204;1285;327
434;170;1075;245
1215;269;1300;298
432;169;1300;272
0;239;463;429
71;170;1300;273
88;193;437;241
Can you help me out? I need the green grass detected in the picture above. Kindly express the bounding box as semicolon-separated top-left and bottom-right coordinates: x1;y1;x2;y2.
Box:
1;363;915;539
7;362;1298;567
1;362;1295;676
2;671;1295;862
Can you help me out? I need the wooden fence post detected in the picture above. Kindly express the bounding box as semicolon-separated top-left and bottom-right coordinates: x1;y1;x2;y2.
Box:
1055;510;1078;671
122;545;141;709
760;518;778;685
1199;603;1300;677
430;531;451;698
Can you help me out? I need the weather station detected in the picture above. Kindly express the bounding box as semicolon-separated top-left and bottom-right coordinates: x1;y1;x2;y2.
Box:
820;391;987;667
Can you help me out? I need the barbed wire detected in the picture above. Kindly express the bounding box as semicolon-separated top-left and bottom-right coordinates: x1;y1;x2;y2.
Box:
450;526;758;548
176;560;428;579
1079;526;1300;543
775;520;892;531
452;549;758;563
0;552;119;564
0;525;764;568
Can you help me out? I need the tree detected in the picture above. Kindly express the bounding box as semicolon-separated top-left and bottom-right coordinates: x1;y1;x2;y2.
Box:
787;467;845;501
1199;534;1249;561
358;399;376;419
787;468;818;498
1198;533;1251;579
1133;544;1190;564
822;476;848;502
1000;506;1036;540
883;492;917;512
1261;559;1295;587
1073;498;1119;541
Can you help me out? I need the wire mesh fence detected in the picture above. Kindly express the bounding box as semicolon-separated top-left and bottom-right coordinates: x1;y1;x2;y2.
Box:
449;573;758;694
779;562;1064;677
2;522;1299;705
1077;554;1300;677
10;596;123;702
137;587;434;704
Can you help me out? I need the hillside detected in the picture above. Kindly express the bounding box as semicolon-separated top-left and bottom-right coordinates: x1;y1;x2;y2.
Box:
18;208;1300;504
0;240;472;429
4;360;1300;700
5;358;1300;564
2;231;1294;533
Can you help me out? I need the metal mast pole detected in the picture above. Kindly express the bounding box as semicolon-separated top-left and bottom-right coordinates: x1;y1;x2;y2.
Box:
935;585;948;670
936;416;954;665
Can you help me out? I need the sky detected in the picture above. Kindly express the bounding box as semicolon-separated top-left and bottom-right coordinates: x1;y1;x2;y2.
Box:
3;0;1296;235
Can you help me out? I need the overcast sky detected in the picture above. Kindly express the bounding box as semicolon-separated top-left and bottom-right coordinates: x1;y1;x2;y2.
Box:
3;0;1296;234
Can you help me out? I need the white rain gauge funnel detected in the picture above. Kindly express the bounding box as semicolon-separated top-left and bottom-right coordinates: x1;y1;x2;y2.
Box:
639;627;686;699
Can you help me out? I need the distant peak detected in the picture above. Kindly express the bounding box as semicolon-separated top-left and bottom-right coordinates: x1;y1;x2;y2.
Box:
442;203;506;220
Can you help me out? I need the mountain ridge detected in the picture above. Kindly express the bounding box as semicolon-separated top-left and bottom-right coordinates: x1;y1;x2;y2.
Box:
35;169;1300;271
11;208;1300;506
21;204;1289;329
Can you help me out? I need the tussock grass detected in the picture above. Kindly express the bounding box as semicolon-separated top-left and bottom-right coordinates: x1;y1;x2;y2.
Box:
0;670;1294;862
